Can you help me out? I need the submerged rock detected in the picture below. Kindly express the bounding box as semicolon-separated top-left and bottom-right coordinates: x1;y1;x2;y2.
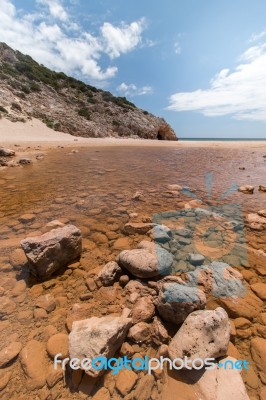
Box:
155;277;206;324
168;308;230;363
21;224;82;279
118;248;173;278
69;316;132;377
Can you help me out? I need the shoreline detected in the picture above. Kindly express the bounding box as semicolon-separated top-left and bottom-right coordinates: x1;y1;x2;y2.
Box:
1;117;266;149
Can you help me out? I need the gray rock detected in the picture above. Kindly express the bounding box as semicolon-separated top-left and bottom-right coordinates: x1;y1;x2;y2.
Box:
149;224;172;243
155;277;206;324
98;261;122;285
21;224;82;279
69;316;132;377
189;253;205;266
168;307;230;363
0;148;15;157
175;228;192;238
118;248;173;278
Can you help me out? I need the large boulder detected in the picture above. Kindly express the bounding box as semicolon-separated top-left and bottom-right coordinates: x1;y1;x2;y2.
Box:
69;316;132;377
168;308;230;363
0;148;15;157
21;224;82;279
118;248;173;278
195;356;250;400
155;277;206;324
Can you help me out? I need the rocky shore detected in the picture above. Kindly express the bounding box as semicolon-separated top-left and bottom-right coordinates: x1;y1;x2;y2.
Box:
0;144;265;400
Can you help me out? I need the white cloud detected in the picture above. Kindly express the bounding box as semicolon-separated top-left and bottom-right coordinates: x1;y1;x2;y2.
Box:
37;0;68;22
117;82;153;97
168;38;266;121
249;29;266;43
101;18;146;59
0;0;146;82
174;41;181;55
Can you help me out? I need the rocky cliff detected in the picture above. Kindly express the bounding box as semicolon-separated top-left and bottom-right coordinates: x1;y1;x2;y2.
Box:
0;43;177;140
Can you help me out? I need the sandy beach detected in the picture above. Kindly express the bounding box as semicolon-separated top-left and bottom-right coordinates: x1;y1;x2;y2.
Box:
1;118;266;149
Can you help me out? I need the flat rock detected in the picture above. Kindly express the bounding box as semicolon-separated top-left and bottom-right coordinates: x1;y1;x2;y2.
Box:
218;289;263;319
98;261;122;286
238;185;254;194
20;340;47;390
35;294;56;313
123;222;154;235
195;356;250;400
118;248;173;278
168;308;230;363
115;369;138;396
18;214;36;224
250;282;266;300
250;337;266;383
0;341;22;367
69;316;132;377
155;278;206;324
21;224;82;279
113;237;131;250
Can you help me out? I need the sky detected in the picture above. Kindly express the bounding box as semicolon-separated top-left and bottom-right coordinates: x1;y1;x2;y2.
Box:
1;0;266;138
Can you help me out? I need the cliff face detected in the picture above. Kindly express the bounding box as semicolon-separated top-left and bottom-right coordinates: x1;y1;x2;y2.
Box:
0;43;177;140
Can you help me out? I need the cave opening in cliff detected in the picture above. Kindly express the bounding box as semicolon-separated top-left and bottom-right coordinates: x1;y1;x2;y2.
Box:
157;131;164;140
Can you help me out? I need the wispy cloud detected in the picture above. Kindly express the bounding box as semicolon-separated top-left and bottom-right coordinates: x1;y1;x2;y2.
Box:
168;35;266;121
248;29;266;43
0;0;148;82
174;41;181;55
117;82;153;97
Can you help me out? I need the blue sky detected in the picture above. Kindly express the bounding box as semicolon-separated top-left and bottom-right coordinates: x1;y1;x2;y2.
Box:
1;0;266;138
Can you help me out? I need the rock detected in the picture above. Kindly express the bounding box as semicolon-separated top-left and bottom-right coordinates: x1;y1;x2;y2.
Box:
120;342;134;357
0;370;12;391
115;369;138;396
9;248;27;269
20;340;47;390
18;214;35;223
98;261;122;286
259;185;266;192
189;253;205;266
218;290;263;319
155;278;206;324
127;322;152;343
92;387;110;400
133;374;155;400
0;296;16;318
168;308;230;364
113;237;131;250
238;185;254;194
258;209;266;217
34;308;48;320
46;333;68;359
132;191;144;201
69;316;132;377
18;158;32;165
21;224;82;279
131;296;155;324
234;318;251;329
185;262;246;298
0;148;15;157
167;184;182;191
119;275;130;287
123;222;154;235
0;341;22;367
152;316;169;344
118;248;173;278
42;220;65;233
250;282;266;300
149;224;172;243
85;277;97;291
35;294;56;313
46;365;63;388
195;356;250;400
250;337;266;383
246;213;266;230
